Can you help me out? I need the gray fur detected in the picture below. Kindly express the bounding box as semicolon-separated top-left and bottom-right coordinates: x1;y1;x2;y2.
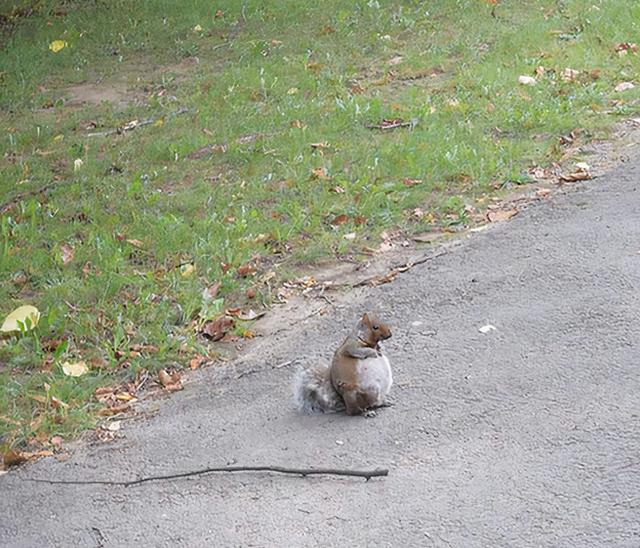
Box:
292;363;344;414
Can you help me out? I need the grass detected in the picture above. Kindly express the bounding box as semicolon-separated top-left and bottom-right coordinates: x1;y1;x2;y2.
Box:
1;0;639;456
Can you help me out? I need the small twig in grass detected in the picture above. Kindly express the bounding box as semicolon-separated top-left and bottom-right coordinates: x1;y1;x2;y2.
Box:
87;107;190;137
352;249;447;288
365;118;418;131
1;182;61;214
24;465;388;486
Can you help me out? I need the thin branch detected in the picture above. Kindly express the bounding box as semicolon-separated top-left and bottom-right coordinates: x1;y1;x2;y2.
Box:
365;119;417;131
353;249;447;287
24;465;388;486
87;107;190;137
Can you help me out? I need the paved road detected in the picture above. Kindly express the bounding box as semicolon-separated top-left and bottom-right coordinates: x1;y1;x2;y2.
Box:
2;162;640;547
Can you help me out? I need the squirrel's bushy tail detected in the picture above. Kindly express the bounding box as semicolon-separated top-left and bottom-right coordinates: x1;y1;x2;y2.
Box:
293;363;344;414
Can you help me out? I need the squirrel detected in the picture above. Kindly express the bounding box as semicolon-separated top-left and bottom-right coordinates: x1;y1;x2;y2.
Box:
293;313;393;416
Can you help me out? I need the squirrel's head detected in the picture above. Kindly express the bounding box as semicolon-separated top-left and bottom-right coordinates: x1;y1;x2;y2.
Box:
360;312;392;346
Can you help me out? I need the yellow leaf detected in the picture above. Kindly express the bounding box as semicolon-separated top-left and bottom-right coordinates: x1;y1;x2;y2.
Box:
61;361;89;377
49;40;67;53
1;305;40;333
180;264;196;277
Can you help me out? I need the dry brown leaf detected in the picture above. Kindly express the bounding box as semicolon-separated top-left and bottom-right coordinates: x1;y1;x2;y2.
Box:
236;262;256;278
245;287;257;299
311;167;330;180
330;214;349;226
536;188;552;197
157;369;182;391
202;281;221;301
60;243;75;265
126;239;144;248
402;178;423;187
353;215;367;226
98;403;130;416
290;119;303;129
50;396;68;409
202;316;234;341
129;343;159;353
50;436;64;447
487;209;518;223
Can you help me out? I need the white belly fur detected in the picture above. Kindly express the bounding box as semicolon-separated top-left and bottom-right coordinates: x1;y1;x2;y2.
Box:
355;354;392;405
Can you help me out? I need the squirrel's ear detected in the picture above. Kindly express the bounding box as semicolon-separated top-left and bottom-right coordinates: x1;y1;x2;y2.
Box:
362;313;370;325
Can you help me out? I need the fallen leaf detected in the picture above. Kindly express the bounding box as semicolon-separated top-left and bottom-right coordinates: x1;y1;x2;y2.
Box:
245;287;256;299
305;61;322;73
311;167;330;180
105;420;121;432
1;305;41;333
50;396;68;409
158;369;183;392
561;68;580;82
180;263;196;277
193;24;203;32
560;162;593;182
614;82;635;92
518;75;537;86
402;178;423;187
237;309;266;321
535;66;546;77
310;142;330;151
615;42;638;54
50;436;64;447
536;188;552;197
343;232;356;240
290;119;303;129
330;185;345;194
61;360;89;377
190;355;207;370
487;209;518;223
115;393;135;402
98;403;130;416
354;215;367;226
60;243;75;265
49;40;67;53
202;316;234;341
479;324;497;334
330;214;349;226
203;281;222;301
236;262;256;277
126;239;144;248
3;449;26;467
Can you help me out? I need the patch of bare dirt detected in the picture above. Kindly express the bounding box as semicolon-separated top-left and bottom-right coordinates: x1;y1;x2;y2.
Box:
64;82;134;107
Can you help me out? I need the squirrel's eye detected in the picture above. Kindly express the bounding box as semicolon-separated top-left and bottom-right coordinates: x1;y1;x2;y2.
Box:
373;325;379;330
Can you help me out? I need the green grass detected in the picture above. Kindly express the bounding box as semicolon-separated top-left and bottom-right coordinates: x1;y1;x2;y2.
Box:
1;0;639;454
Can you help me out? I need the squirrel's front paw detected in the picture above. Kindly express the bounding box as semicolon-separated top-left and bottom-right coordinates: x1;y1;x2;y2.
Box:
363;409;378;418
